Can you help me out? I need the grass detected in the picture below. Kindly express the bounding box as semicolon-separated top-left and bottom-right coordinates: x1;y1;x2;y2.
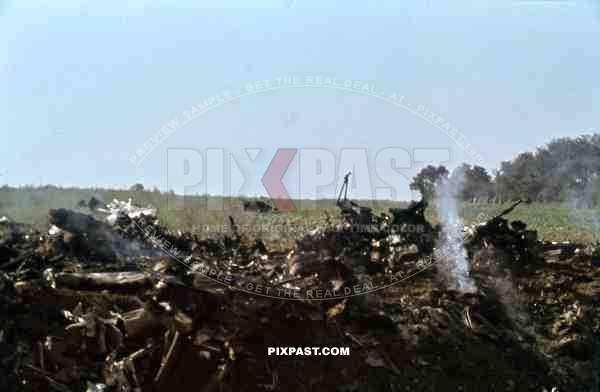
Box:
1;186;599;247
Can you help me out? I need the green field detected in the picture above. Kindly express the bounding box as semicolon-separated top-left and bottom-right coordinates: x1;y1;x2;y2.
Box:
1;186;599;247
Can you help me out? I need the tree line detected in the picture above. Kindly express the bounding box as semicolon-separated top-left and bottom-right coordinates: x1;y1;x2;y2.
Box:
410;134;600;206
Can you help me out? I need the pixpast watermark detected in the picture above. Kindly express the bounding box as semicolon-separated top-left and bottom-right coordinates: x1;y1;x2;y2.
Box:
129;76;483;168
165;146;453;212
128;74;489;299
129;76;485;210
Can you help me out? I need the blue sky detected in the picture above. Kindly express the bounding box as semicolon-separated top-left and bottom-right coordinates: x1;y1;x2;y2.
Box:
1;0;599;200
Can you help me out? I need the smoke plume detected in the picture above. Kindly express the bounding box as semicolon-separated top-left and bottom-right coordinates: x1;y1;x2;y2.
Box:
434;172;476;293
566;187;600;238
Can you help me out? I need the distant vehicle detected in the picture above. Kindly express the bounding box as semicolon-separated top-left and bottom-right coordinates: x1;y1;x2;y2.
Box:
242;200;273;213
77;196;102;210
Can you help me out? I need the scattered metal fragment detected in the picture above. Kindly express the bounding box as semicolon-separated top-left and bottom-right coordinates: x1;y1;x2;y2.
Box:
463;306;473;330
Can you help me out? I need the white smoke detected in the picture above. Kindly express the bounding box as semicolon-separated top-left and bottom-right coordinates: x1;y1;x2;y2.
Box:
566;187;600;238
434;172;476;293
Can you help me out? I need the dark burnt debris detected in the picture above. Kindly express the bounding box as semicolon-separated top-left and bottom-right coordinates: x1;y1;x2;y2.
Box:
0;195;599;392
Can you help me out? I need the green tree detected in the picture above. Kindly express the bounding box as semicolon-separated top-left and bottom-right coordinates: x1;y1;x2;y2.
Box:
130;183;144;192
494;133;600;204
449;164;492;202
410;165;449;201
